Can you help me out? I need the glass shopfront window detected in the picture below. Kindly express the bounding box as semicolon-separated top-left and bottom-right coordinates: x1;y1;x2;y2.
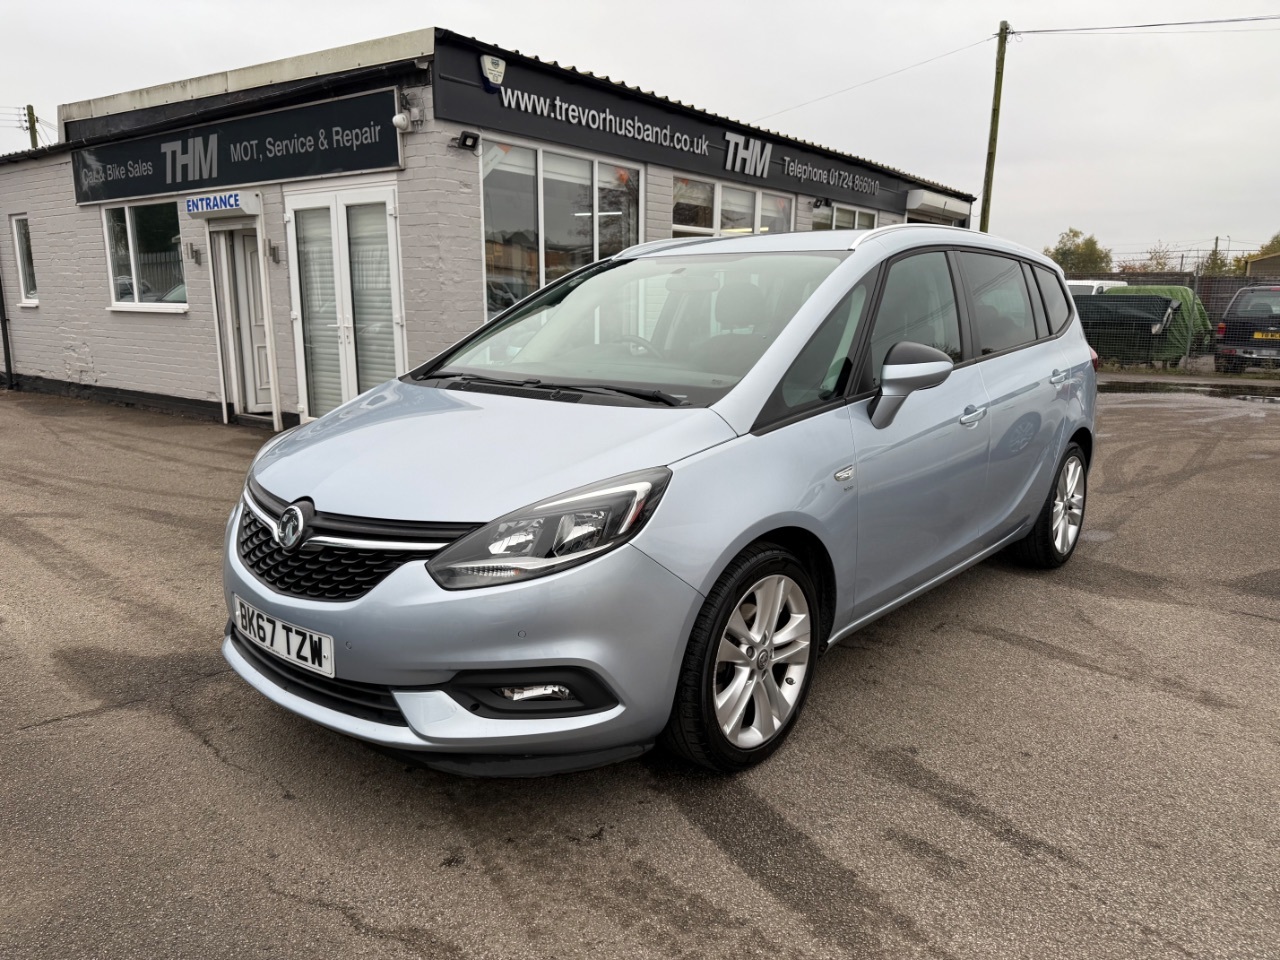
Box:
102;201;187;306
597;163;640;259
672;178;793;238
482;143;540;317
482;141;643;317
812;203;876;232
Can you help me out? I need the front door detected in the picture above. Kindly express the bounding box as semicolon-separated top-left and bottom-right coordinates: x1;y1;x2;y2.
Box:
849;250;991;619
212;227;271;415
284;187;405;420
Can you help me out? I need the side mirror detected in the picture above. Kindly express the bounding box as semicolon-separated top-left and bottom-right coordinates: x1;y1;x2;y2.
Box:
868;341;954;429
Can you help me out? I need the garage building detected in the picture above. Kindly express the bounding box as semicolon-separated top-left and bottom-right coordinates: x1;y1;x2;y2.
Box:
0;28;973;429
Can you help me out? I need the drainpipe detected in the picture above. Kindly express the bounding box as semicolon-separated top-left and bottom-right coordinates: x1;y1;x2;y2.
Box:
0;268;14;389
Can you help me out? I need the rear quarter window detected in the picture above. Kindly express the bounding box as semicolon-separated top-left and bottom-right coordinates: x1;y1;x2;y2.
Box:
1033;265;1072;334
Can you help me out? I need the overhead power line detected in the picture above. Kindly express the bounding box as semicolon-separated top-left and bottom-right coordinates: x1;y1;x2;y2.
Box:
1018;14;1280;35
753;36;993;122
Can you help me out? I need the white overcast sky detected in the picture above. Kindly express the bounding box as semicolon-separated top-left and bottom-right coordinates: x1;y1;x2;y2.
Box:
3;0;1278;260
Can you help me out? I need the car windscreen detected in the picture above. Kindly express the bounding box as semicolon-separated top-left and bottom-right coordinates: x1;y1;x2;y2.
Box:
427;251;849;405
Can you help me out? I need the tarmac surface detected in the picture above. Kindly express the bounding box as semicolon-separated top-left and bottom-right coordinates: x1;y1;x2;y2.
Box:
1;386;1277;960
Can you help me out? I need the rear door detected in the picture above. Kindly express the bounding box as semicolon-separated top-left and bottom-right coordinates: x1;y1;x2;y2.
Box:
955;250;1070;547
848;250;991;619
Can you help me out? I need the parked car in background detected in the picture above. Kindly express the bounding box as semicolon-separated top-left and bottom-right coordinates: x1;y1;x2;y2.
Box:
222;225;1097;776
1068;279;1128;297
1215;285;1280;373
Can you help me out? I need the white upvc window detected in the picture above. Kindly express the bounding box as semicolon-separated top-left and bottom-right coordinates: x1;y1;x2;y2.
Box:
480;137;644;318
11;215;37;304
101;201;188;311
811;203;877;232
671;177;795;238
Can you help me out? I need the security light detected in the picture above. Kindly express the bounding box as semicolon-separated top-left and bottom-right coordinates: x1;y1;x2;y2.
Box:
455;130;481;151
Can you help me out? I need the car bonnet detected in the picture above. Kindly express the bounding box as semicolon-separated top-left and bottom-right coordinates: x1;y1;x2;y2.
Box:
251;378;736;522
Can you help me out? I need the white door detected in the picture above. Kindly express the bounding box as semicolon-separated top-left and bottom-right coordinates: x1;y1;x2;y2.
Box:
284;187;405;419
233;232;272;413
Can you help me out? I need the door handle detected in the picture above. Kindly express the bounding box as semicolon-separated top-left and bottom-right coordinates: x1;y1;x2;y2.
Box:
959;405;987;426
1049;369;1067;384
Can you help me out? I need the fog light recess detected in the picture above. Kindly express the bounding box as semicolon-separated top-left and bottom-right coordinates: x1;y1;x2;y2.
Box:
443;668;618;719
499;683;574;702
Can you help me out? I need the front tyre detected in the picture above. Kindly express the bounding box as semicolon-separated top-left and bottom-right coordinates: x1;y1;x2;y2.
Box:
663;544;820;772
1010;442;1088;569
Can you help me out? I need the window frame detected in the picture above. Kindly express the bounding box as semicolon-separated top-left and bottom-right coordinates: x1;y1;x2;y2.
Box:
950;248;1077;362
671;176;797;238
99;201;189;313
952;249;1040;358
479;134;646;314
10;215;37;305
811;202;878;233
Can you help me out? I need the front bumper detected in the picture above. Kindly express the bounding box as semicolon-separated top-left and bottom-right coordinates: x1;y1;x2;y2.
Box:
221;501;704;757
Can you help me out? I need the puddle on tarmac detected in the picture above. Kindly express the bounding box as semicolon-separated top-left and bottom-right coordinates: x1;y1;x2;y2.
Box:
1099;381;1280;403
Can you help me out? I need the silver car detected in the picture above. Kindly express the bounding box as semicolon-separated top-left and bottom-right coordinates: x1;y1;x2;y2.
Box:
223;225;1096;775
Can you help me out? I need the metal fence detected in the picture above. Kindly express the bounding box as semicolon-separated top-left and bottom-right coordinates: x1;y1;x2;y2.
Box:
1066;271;1280;376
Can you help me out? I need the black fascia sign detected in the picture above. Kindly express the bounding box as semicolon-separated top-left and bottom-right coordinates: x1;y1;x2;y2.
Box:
433;36;929;213
72;90;401;204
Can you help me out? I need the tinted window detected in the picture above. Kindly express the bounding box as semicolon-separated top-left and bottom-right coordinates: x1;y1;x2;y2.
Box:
958;252;1036;355
758;273;876;423
1229;288;1280;316
868;252;961;384
1034;265;1072;333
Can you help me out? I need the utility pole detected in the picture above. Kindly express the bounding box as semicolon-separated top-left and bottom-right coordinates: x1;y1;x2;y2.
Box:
979;21;1011;233
25;105;37;150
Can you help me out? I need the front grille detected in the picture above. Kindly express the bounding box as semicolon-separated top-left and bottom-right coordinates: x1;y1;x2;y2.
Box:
236;483;480;602
230;627;407;726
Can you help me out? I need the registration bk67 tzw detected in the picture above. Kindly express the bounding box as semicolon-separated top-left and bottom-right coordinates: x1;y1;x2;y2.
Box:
234;595;334;678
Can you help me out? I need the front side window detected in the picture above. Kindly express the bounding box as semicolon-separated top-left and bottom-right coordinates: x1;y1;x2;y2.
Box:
12;216;37;301
103;202;186;305
430;251;848;406
866;252;961;384
758;271;876;423
957;251;1036;355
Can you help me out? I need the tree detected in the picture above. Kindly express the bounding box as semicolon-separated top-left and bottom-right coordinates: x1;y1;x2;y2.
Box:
1044;228;1113;275
1117;241;1175;274
1198;238;1231;276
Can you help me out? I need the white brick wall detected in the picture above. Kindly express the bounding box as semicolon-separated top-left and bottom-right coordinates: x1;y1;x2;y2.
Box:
0;152;222;402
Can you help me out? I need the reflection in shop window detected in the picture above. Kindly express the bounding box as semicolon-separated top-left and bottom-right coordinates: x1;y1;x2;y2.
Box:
760;194;793;234
673;177;714;232
598;164;639;258
720;187;756;234
543;152;593;282
483;142;539;317
811;205;834;231
103;201;186;305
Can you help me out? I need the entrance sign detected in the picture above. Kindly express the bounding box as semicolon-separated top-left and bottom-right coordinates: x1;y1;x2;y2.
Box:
185;191;263;218
73;90;401;204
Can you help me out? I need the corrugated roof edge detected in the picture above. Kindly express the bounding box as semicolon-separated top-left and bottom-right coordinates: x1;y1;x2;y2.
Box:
437;28;974;202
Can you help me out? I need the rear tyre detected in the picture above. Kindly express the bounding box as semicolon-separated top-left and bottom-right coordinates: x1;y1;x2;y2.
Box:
1009;443;1087;569
662;544;821;773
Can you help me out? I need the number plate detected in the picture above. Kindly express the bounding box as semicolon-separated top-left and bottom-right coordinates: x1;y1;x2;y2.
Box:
1253;331;1280;340
234;595;335;678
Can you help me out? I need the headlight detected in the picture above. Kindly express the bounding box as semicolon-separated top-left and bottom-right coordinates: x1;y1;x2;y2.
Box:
427;467;672;590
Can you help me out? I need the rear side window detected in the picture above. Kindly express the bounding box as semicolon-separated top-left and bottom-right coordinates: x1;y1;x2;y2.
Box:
867;252;961;385
1033;265;1072;334
957;252;1036;355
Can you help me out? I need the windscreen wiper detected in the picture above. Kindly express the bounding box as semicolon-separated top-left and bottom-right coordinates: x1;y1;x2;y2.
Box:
529;382;687;407
419;370;543;388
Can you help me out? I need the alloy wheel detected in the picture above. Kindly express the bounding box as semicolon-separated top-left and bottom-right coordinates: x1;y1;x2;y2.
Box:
712;574;812;749
1052;454;1086;555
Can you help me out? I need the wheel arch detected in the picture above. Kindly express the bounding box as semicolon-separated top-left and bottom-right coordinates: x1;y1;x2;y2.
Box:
748;526;838;652
1070;427;1094;467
